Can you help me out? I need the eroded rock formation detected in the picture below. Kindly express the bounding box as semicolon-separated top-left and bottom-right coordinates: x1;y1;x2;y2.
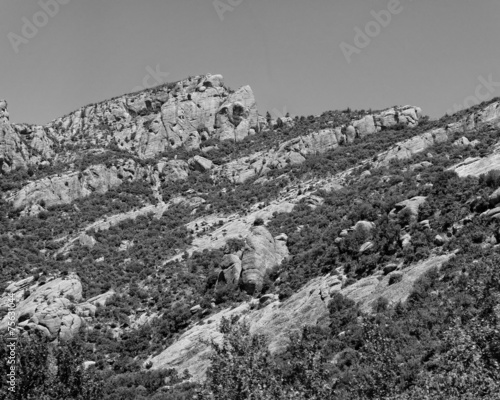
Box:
0;274;84;341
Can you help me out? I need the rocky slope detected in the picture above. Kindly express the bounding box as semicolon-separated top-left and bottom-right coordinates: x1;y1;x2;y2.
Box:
2;74;500;398
211;105;422;184
148;253;455;381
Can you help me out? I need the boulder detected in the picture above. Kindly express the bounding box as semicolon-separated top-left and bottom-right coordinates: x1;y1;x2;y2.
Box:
434;235;446;246
359;241;374;254
79;233;96;248
353;115;377;137
240;226;289;294
188;155;213;172
190;305;202;314
383;264;398;275
453;137;471;147
354;220;376;235
391;196;427;220
482;206;500;220
489;187;500;206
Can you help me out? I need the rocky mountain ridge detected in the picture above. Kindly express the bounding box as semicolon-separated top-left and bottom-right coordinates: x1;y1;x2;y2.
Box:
0;74;258;174
2;74;500;398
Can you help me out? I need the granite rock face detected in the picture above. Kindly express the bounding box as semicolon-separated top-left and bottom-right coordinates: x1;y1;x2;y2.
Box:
450;151;500;178
0;274;85;341
47;74;258;159
211;106;423;184
0;100;57;174
373;101;500;169
0;74;259;175
240;226;289;293
8;157;190;212
0;101;31;173
188;155;213;172
210;226;289;293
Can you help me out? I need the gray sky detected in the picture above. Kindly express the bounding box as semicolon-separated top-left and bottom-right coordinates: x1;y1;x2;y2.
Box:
1;0;499;124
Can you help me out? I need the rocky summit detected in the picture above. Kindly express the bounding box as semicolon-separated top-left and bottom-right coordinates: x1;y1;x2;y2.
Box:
1;74;500;399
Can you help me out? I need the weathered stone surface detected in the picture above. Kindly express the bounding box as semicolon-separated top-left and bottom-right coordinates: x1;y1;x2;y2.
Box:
188;155;213;172
218;254;242;285
359;241;375;254
341;253;454;313
0;100;30;173
374;128;449;168
391;196;427;220
8;157;189;212
410;161;433;171
0;74;262;176
353;115;377;137
0;274;84;341
453;136;471;147
148;303;250;380
450;152;500;178
240;226;289;293
462;101;500;131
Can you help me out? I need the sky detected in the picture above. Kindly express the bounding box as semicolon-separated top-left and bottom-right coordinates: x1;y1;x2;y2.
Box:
0;0;499;124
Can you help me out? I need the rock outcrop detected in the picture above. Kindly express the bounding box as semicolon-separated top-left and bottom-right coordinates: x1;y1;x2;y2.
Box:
188;155;213;172
0;101;33;173
0;74;259;175
148;253;454;381
0;274;85;341
373;101;500;169
8;157;189;211
450;150;500;178
240;226;289;293
211;106;423;184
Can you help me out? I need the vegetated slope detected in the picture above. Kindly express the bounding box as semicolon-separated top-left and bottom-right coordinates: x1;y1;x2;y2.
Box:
0;77;499;399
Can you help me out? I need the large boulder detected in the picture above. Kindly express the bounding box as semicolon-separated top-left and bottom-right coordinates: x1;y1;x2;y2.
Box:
188;155;213;172
240;226;289;294
353;115;377;137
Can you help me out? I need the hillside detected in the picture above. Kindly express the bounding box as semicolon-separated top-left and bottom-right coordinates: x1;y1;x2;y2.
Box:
0;74;500;399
